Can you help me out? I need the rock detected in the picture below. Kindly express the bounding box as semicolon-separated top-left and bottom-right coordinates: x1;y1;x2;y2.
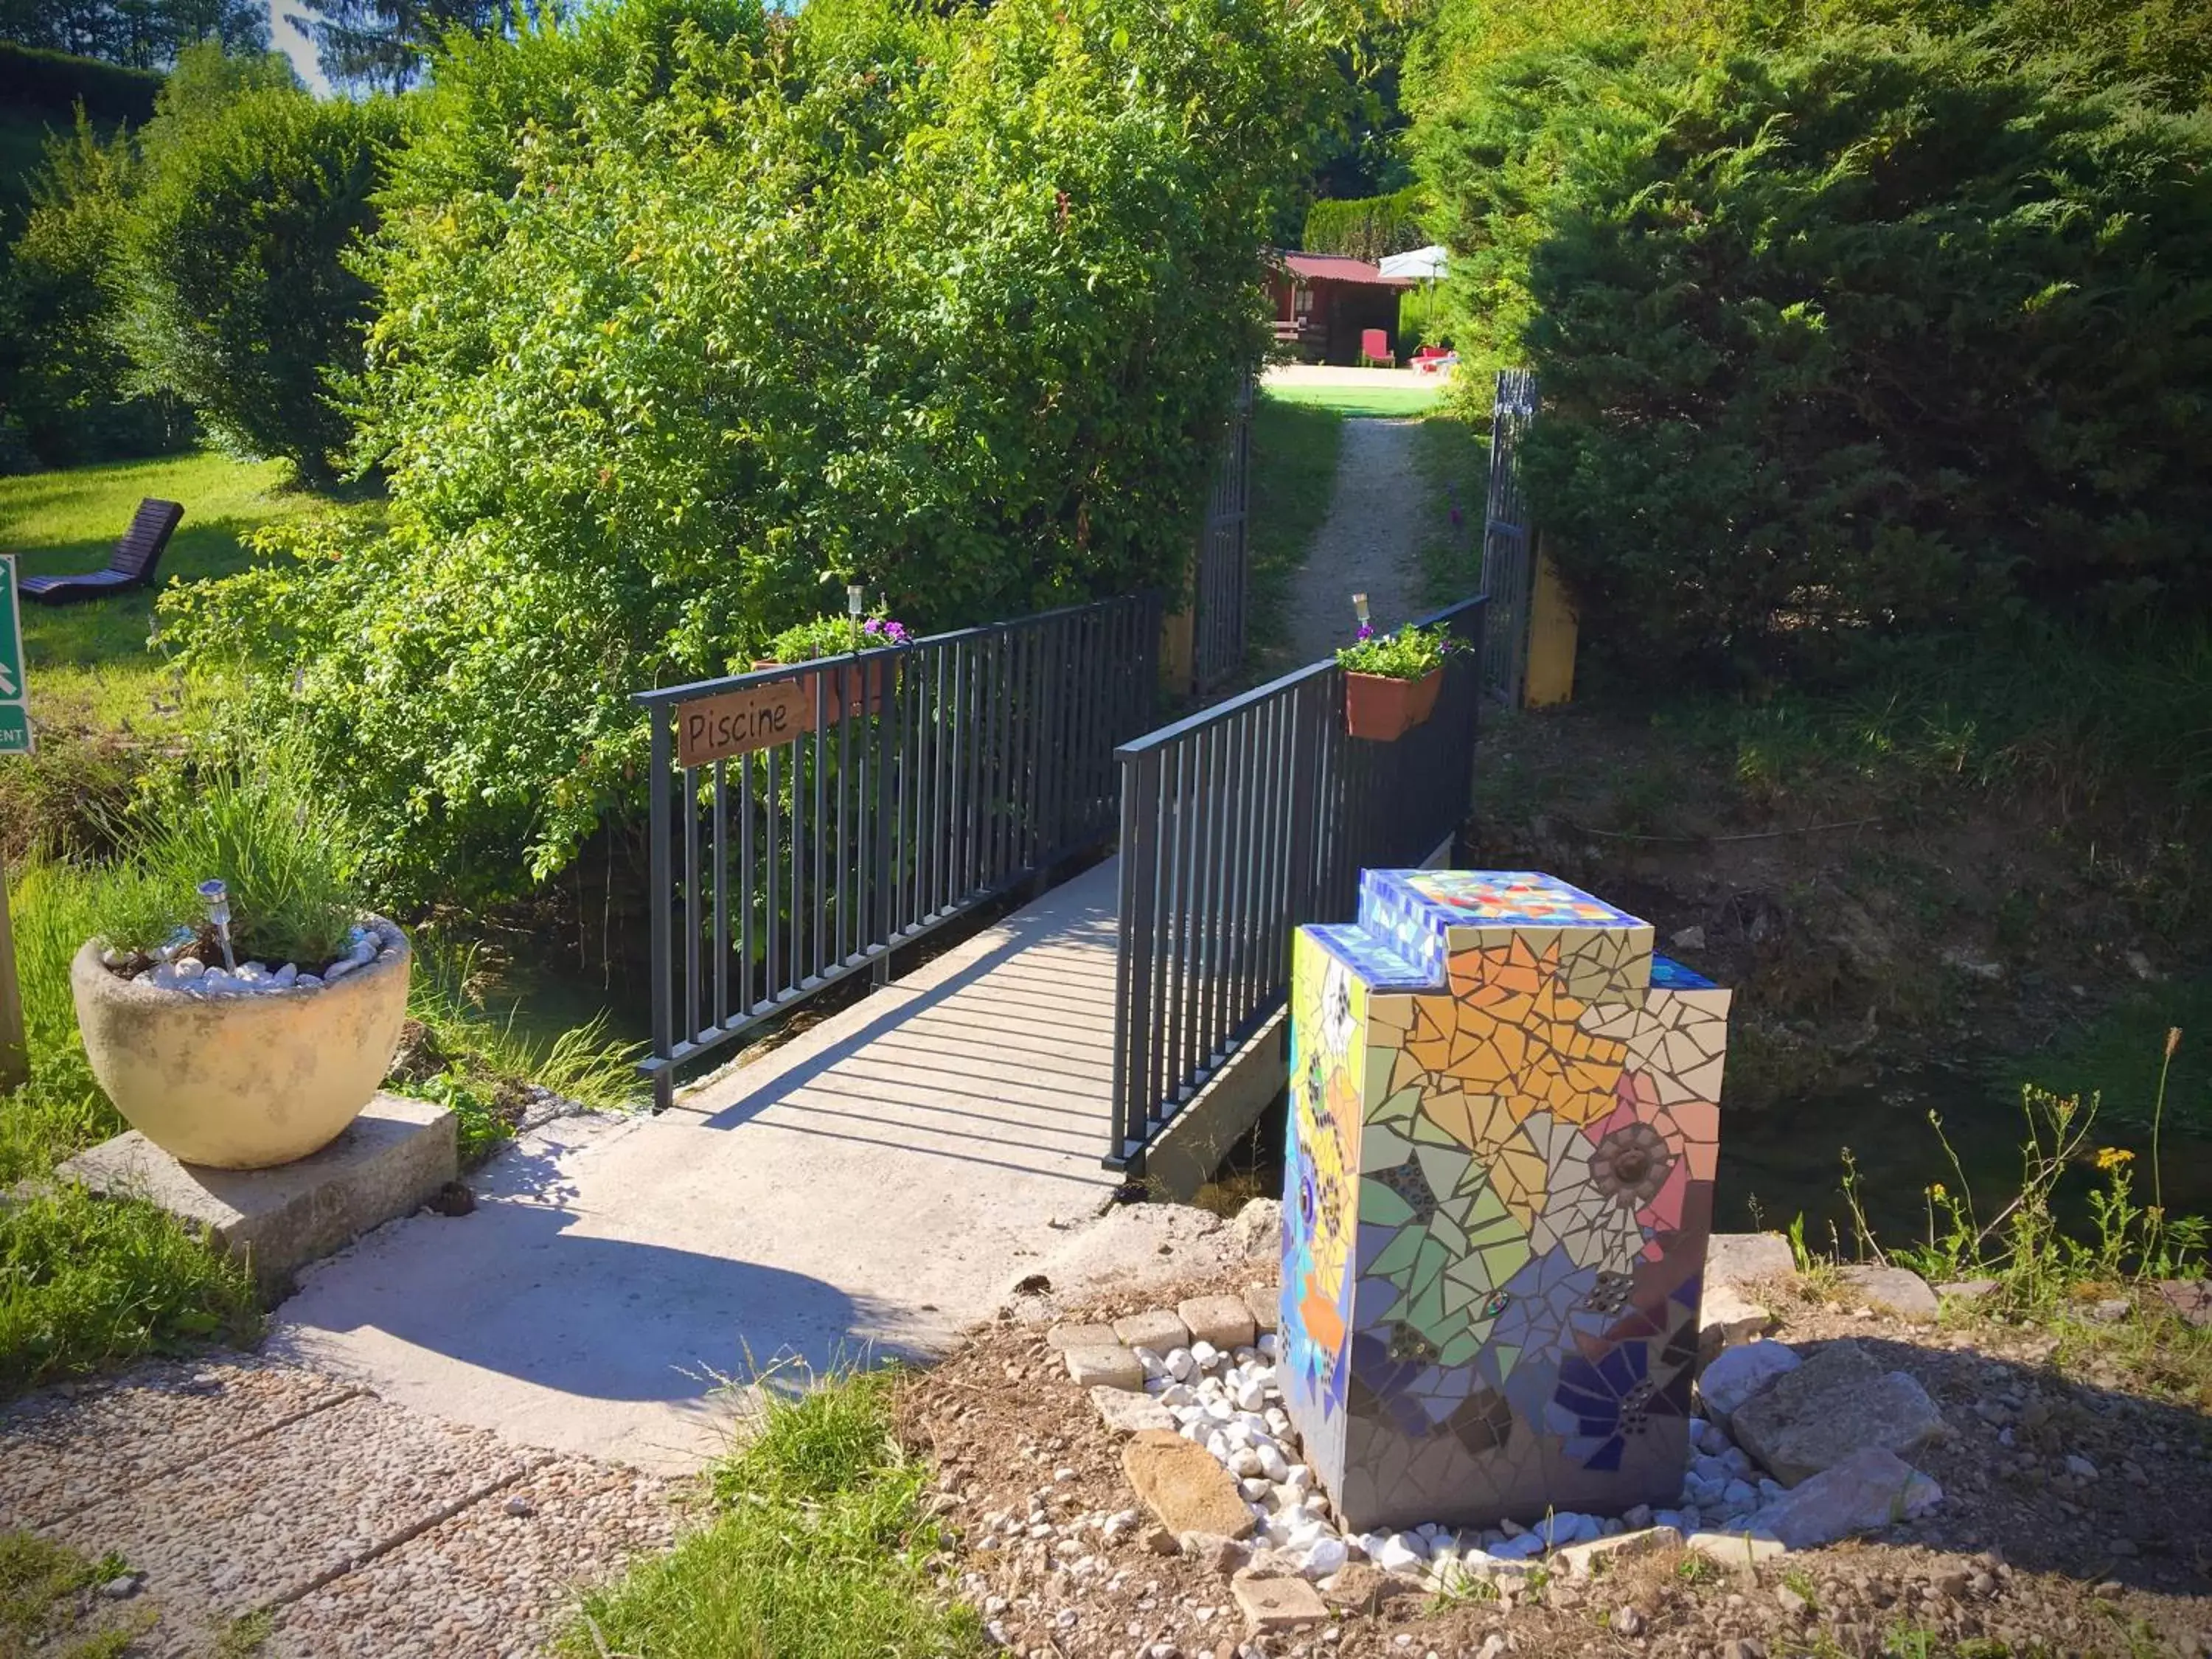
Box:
1048;1323;1125;1351
2087;1298;2131;1324
1615;1604;1644;1637
2065;1454;2098;1480
1726;1641;1770;1659
1180;1533;1251;1575
173;957;206;979
1937;1278;2000;1304
98;1574;144;1600
1242;1283;1278;1335
2152;1280;2211;1328
1706;1232;1797;1289
1700;1283;1775;1352
1121;1430;1256;1540
1180;1295;1259;1351
1065;1344;1145;1391
1757;1447;1944;1548
1670;925;1706;951
1371;1533;1427;1573
1093;1386;1178;1436
504;1495;536;1517
1939;947;2003;981
1230;1198;1282;1258
1141;1523;1179;1555
1731;1340;1948;1486
1280;1534;1348;1579
1836;1264;1940;1324
1698;1340;1801;1428
1557;1526;1682;1578
1686;1531;1786;1567
1231;1573;1326;1634
1115;1310;1193;1353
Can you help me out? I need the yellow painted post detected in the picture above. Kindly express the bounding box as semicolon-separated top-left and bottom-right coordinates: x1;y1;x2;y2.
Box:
1523;542;1578;708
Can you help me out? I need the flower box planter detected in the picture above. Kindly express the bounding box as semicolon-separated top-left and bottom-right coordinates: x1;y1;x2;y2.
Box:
1343;666;1442;742
71;917;411;1170
751;655;896;722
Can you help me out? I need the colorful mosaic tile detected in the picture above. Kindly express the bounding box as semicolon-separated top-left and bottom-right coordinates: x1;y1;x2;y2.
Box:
1279;870;1730;1531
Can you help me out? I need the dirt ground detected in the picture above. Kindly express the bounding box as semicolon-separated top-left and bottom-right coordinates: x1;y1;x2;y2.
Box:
900;1266;2212;1659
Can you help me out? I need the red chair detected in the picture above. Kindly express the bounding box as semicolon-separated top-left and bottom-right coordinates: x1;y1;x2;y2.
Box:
1359;328;1395;368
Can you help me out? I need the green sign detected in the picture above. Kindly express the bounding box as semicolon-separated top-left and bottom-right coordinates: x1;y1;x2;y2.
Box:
0;557;29;754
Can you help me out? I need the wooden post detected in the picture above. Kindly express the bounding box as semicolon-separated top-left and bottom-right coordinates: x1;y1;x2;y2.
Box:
0;849;27;1091
1523;542;1579;709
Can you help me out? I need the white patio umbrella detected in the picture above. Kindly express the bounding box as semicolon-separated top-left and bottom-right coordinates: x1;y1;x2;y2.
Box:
1377;245;1447;281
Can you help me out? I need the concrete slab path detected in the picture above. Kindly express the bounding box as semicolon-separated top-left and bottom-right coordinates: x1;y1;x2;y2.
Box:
267;860;1125;1474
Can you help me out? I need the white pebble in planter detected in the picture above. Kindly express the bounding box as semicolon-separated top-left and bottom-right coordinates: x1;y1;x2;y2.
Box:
71;917;411;1169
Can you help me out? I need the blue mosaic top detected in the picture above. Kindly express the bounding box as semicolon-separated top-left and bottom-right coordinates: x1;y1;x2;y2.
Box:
1305;922;1436;992
1649;953;1715;990
1354;869;1651;992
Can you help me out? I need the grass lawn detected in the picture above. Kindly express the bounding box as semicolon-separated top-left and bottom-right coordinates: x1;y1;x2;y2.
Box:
1246;393;1344;672
564;1366;979;1659
1259;383;1445;418
0;451;351;732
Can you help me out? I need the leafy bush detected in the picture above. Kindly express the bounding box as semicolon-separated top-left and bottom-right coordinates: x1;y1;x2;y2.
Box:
164;0;1326;896
0;115;189;469
114;46;400;481
1302;185;1429;261
1418;32;2212;678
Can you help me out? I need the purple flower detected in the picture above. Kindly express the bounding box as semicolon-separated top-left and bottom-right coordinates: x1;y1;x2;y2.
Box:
884;619;912;644
862;618;882;636
1355;622;1375;641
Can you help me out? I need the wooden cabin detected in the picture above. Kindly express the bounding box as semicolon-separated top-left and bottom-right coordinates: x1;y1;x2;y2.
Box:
1267;252;1415;366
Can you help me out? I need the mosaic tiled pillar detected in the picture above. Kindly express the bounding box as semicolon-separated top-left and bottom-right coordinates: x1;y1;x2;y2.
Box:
1278;870;1729;1532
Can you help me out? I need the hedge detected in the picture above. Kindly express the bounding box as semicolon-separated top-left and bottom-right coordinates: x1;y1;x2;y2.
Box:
0;43;161;122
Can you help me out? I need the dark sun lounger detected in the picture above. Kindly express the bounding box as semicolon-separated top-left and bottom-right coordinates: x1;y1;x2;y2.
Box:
17;497;184;605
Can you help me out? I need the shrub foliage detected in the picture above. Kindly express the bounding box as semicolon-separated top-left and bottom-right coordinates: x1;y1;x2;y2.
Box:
166;0;1326;895
114;47;399;481
1301;184;1427;260
1417;31;2212;676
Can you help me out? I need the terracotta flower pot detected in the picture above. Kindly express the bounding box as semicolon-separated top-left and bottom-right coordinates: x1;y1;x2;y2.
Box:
71;917;411;1169
1343;667;1444;742
754;656;894;721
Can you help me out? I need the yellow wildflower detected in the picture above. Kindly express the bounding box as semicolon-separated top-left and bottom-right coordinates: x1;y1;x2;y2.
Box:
1926;1183;1947;1200
2094;1147;2135;1171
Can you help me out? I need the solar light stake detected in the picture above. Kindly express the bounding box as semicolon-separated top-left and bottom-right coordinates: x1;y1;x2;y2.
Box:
198;879;237;971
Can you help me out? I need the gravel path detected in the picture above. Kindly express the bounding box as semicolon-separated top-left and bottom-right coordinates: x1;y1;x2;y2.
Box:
0;1353;684;1657
1287;417;1428;664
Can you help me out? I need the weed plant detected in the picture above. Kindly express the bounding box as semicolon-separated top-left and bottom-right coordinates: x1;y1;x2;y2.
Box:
563;1366;981;1659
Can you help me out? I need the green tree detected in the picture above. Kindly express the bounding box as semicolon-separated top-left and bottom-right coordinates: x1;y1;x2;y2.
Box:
0;113;187;467
0;0;267;68
162;0;1329;896
279;0;526;93
1417;32;2212;678
113;45;399;481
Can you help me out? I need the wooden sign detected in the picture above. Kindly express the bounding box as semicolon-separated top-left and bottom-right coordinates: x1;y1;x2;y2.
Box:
677;678;819;768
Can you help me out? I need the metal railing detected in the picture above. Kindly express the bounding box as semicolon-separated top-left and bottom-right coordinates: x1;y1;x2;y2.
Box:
636;592;1161;1107
1190;375;1253;695
1108;594;1487;1167
1481;368;1538;703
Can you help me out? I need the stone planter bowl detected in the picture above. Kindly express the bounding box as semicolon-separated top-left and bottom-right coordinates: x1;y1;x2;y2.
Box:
70;917;411;1170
